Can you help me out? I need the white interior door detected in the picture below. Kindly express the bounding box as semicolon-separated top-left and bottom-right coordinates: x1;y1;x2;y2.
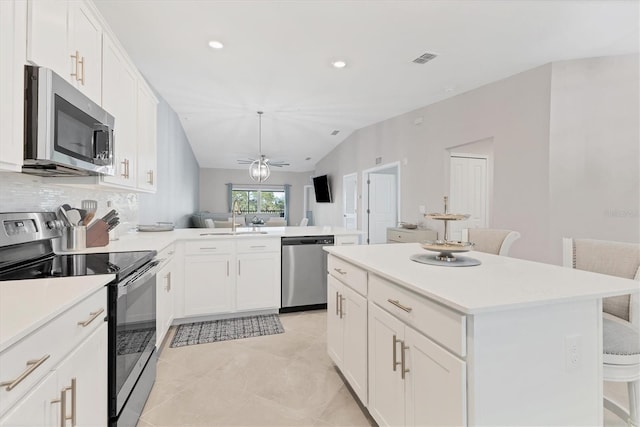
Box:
343;173;357;230
449;155;488;241
368;173;397;244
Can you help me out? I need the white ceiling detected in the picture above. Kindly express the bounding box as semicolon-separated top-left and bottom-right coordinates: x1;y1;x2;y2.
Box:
94;0;638;172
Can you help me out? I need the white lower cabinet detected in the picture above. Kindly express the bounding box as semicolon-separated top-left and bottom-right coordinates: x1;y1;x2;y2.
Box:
327;275;368;404
236;252;280;311
156;245;176;348
182;238;280;317
0;323;108;427
184;253;233;316
368;302;466;427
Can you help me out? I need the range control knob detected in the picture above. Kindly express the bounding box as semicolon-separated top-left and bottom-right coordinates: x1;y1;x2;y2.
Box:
46;220;64;230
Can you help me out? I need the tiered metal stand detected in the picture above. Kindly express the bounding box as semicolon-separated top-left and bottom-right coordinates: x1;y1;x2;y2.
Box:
410;196;481;267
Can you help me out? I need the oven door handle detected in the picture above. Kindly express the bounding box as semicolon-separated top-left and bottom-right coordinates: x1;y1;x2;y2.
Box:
119;259;164;294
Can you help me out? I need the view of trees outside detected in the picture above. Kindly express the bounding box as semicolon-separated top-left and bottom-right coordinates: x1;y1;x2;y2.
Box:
232;190;285;214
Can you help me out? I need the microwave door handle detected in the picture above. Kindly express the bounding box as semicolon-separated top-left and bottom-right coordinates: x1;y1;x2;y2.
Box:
92;124;111;163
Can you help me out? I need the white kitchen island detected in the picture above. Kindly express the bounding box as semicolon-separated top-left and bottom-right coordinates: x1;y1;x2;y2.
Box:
324;243;639;426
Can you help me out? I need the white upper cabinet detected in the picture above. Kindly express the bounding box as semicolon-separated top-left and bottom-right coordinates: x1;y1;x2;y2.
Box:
0;0;27;172
101;32;138;189
20;0;159;192
27;0;102;104
136;84;158;192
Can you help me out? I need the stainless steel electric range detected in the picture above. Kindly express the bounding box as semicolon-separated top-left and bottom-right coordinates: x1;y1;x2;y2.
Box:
0;212;160;427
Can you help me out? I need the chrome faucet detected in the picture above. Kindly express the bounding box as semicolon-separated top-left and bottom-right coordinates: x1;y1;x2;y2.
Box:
231;199;241;232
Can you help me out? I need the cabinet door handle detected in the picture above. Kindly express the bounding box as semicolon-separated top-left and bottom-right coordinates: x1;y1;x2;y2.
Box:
335;292;339;316
78;55;85;85
165;272;172;292
55;378;76;427
121;159;130;179
70;50;80;81
238;260;241;276
340;295;345;318
387;298;413;313
333;268;347;275
401;341;410;380
226;260;229;277
0;354;50;391
147;170;154;185
77;308;104;327
392;335;401;372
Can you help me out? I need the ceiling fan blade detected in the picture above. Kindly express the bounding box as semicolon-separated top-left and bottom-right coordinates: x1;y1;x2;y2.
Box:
270;162;290;167
237;159;255;164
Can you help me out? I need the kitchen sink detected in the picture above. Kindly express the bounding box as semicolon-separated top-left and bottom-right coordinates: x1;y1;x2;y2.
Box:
199;231;269;236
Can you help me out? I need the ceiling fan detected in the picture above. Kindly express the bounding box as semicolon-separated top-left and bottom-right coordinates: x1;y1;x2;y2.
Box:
237;111;289;182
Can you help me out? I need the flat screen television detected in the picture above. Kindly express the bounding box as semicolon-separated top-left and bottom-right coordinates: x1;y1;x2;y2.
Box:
312;175;332;203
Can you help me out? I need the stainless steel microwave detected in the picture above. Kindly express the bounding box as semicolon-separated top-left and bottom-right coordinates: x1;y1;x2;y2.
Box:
23;65;115;176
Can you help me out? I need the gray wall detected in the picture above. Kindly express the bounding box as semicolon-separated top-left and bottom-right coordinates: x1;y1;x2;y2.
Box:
548;54;640;261
313;54;639;264
199;168;313;226
138;92;200;228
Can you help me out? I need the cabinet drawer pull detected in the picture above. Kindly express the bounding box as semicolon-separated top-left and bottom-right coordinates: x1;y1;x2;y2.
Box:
392;335;401;372
0;354;50;391
77;308;105;327
401;341;410;380
250;245;267;249
167;251;174;255
200;247;218;250
387;298;413;313
333;268;347;275
341;242;355;245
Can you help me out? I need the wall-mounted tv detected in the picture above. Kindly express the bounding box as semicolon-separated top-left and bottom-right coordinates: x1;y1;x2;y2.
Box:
312;175;332;203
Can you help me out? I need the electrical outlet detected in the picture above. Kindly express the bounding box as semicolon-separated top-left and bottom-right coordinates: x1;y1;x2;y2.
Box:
565;335;581;371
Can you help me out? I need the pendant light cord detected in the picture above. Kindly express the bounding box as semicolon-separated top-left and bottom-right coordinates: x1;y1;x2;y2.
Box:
258;111;263;157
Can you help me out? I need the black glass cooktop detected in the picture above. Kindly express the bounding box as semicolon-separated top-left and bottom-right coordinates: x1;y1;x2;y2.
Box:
0;251;156;282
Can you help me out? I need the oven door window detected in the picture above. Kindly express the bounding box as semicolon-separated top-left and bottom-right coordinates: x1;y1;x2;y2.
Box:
115;271;156;411
54;94;102;164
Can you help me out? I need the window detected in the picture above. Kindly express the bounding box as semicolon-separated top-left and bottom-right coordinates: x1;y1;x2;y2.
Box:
232;188;285;215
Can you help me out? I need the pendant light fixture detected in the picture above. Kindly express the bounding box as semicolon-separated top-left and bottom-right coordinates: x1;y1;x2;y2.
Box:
249;111;270;183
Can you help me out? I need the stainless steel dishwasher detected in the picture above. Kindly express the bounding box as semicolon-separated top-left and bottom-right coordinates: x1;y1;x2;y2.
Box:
281;235;334;312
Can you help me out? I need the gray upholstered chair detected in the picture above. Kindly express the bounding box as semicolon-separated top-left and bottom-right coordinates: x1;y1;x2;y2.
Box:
563;238;640;426
461;228;521;256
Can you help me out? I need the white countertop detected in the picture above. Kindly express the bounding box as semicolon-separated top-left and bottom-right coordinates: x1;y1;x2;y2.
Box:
0;275;113;352
325;243;639;314
60;226;361;254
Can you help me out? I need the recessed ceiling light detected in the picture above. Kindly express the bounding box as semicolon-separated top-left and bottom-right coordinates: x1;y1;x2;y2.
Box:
332;60;347;69
305;157;312;161
208;40;224;49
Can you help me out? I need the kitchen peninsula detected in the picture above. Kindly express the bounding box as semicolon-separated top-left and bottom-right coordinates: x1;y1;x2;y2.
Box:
324;243;638;426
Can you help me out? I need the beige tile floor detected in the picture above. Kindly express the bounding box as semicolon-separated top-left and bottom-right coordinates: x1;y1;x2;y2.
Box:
137;310;375;427
138;309;631;427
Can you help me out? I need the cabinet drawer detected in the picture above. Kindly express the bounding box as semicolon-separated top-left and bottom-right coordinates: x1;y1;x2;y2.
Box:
185;240;234;255
328;255;367;296
236;238;280;253
369;274;466;357
335;235;359;246
386;228;437;243
0;286;107;416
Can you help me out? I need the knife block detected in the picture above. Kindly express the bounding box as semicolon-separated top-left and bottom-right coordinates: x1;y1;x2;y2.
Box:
86;220;110;248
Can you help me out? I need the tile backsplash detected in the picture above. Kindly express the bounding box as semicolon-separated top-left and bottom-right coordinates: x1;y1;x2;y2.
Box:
0;172;139;235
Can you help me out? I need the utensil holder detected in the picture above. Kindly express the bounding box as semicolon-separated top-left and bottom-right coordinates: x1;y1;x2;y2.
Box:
86;220;110;248
62;226;86;251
